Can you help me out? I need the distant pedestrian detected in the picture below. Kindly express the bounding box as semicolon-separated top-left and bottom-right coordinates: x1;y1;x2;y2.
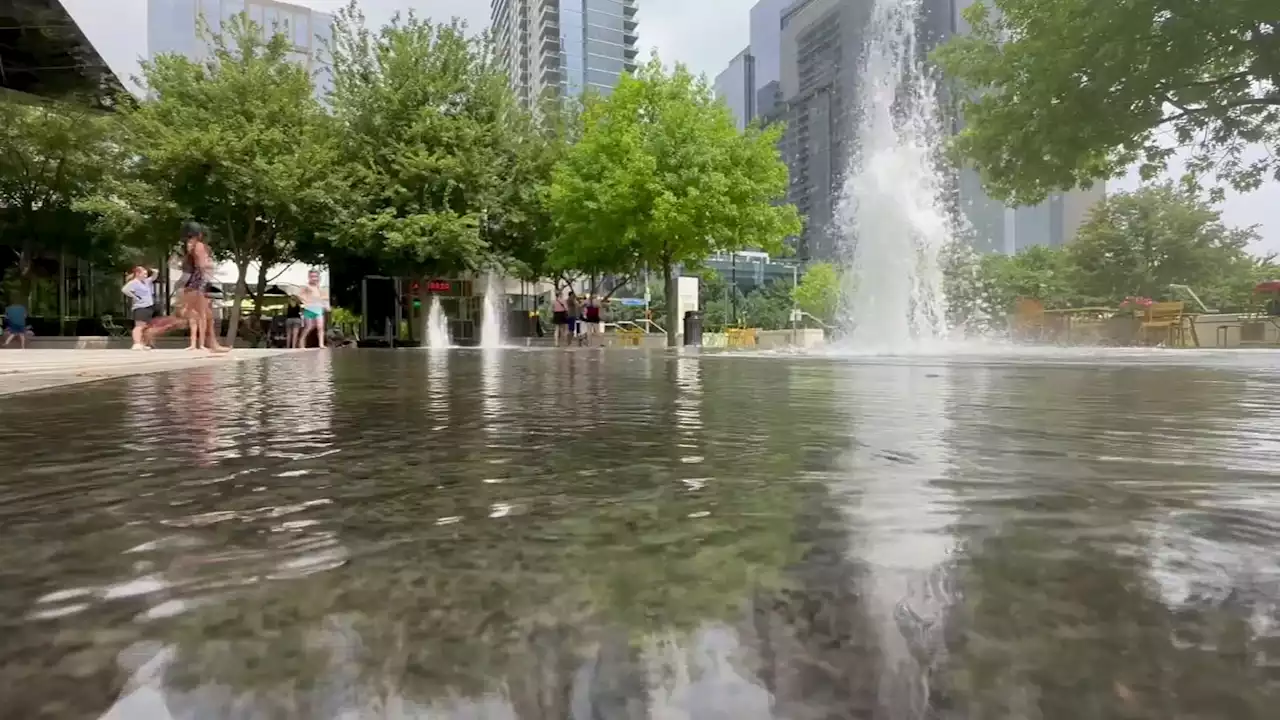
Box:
295;269;329;349
285;297;303;348
122;265;158;350
2;302;32;349
566;290;580;344
552;291;568;347
583;295;602;344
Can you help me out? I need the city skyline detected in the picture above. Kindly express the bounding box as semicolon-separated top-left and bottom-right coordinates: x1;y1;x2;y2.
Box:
59;0;1277;252
490;0;639;108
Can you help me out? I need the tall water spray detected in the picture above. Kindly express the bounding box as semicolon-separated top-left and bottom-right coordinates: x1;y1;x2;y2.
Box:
479;274;504;349
839;0;952;350
426;295;451;348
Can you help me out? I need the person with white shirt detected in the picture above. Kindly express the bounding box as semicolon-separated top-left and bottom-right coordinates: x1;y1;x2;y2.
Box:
121;265;158;350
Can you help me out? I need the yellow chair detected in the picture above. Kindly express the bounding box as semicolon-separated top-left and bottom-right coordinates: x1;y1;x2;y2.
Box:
1011;298;1045;342
1139;301;1185;346
726;327;759;348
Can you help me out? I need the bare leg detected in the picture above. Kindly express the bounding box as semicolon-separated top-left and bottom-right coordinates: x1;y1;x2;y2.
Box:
132;321;145;347
188;314;201;350
19;331;26;349
205;311;228;353
315;316;327;348
3;332;12;347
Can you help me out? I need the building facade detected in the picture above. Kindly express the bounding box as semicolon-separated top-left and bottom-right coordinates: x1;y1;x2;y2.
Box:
147;0;334;98
717;0;1105;260
748;0;792;124
713;47;755;130
778;0;870;261
491;0;639;110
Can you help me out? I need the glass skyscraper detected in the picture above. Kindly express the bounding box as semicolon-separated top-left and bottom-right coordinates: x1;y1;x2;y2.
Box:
492;0;639;109
147;0;334;99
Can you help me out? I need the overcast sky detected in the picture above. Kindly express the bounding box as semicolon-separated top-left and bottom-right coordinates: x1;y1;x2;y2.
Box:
67;0;1277;254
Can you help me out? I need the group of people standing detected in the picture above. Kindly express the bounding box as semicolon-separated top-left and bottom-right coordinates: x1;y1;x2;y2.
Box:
121;221;330;351
550;289;602;347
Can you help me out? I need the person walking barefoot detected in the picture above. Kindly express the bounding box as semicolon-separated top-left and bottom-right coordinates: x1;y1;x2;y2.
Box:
146;222;229;353
295;269;329;349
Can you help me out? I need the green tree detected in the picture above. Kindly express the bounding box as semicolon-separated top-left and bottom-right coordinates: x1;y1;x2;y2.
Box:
326;3;518;277
741;281;794;330
934;0;1279;205
0;99;122;301
792;262;840;326
1068;184;1259;307
119;13;337;342
548;57;802;346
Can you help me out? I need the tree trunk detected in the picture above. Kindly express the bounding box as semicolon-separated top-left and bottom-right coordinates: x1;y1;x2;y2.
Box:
225;260;250;344
249;261;269;336
663;261;679;347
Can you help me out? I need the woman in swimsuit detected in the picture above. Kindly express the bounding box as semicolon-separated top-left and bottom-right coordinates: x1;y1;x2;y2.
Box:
146;222;228;353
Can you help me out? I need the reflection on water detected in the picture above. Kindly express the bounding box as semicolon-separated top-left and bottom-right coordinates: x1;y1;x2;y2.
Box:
3;349;1280;718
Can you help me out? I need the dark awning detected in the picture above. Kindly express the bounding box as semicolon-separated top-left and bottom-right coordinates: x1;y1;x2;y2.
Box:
0;0;125;108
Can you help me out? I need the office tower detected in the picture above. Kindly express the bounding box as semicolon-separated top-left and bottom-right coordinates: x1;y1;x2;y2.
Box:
769;0;1102;260
147;0;334;98
748;0;792;124
713;47;754;130
491;0;639;110
778;0;869;261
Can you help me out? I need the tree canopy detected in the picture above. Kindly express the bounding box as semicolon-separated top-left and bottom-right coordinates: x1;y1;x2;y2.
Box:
934;0;1279;205
0;100;121;298
792;262;840;327
943;184;1273;330
326;4;523;277
102;14;337;341
548;57;802;345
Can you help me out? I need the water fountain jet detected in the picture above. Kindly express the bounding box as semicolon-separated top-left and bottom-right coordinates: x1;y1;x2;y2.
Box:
426;295;451;349
838;0;952;353
480;274;505;349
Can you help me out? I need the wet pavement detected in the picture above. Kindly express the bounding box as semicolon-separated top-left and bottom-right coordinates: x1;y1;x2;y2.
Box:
2;347;1280;719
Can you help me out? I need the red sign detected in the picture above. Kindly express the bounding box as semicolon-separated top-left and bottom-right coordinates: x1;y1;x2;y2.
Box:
427;279;450;293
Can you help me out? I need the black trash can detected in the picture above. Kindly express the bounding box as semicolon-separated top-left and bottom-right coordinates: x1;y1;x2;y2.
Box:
683;310;702;346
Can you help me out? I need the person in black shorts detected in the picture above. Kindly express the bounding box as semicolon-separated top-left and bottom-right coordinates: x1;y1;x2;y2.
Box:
285;297;303;348
121;265;158;350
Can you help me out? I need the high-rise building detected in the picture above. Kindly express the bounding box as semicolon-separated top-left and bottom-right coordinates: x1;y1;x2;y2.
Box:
778;0;869;261
491;0;639;110
713;47;754;130
748;0;792;124
147;0;334;98
760;0;1102;260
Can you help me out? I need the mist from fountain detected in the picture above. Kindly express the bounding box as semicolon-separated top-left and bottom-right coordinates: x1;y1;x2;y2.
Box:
837;0;953;352
480;275;505;349
426;295;451;349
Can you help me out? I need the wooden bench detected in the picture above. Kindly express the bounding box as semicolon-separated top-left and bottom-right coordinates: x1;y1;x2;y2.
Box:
1139;301;1185;346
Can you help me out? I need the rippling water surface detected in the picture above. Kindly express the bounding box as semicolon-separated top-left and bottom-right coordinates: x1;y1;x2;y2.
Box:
3;348;1280;719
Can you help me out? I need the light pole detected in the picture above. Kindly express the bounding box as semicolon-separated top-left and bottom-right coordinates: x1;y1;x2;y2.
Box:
791;262;799;346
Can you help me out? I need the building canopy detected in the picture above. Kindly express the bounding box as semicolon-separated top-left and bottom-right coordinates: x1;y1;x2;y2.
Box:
0;0;124;107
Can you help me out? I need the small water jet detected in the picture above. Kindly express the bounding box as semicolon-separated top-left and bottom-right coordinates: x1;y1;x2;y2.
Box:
480;274;505;349
426;295;451;349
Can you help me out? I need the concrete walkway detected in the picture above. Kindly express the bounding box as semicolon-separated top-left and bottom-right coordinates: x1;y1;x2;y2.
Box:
0;348;293;396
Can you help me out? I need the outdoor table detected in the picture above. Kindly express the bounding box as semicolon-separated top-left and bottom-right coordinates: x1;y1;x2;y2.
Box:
1042;307;1114;343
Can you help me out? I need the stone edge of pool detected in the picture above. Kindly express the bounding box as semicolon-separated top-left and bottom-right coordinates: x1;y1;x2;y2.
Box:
0;349;295;396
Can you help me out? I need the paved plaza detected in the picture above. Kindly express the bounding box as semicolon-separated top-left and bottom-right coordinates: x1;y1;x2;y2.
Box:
0;348;293;395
